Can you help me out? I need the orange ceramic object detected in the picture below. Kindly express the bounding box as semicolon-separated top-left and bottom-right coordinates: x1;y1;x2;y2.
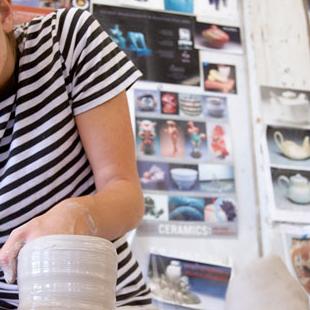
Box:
202;25;230;49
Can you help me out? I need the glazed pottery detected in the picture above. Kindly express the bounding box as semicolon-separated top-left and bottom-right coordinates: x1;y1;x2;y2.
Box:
273;131;310;160
179;94;202;117
201;25;230;49
170;168;198;190
17;235;118;310
206;97;226;118
270;91;310;124
278;174;310;204
165;260;182;282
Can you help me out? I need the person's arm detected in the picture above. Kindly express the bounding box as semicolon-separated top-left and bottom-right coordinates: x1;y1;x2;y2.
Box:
0;91;144;283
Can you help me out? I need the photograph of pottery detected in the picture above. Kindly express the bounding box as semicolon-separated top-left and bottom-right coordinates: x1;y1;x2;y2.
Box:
208;123;232;161
185;121;207;159
290;237;310;295
148;253;231;309
198;163;235;193
195;22;242;54
164;0;193;13
143;194;169;221
161;92;179;115
136;118;160;156
137;160;169;191
205;96;228;119
260;86;310;125
134;89;160;113
168;196;237;223
169;166;199;191
203;62;237;94
159;120;185;159
194;0;239;21
271;168;310;211
178;93;203;117
267;126;310;167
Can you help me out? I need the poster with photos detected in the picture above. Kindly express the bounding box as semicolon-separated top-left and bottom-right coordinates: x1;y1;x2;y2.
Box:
260;86;310;126
194;0;239;24
148;253;231;309
195;21;242;54
281;225;310;296
263;125;310;223
93;4;200;86
134;84;237;238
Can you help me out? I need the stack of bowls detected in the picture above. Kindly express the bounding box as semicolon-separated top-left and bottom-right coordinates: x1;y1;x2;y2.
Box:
17;235;118;310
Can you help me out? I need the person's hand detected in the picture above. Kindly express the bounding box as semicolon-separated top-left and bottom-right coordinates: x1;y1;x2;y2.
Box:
0;200;97;284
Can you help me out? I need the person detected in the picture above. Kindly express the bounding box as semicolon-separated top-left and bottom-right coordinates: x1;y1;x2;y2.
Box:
0;1;155;308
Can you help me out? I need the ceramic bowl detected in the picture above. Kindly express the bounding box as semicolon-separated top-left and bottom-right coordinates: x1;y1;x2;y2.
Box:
17;235;117;310
170;168;198;190
179;94;203;117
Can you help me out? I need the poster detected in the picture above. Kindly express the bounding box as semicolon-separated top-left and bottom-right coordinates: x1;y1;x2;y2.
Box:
133;84;237;238
281;225;310;296
93;4;200;86
194;0;239;24
148;253;231;309
260;85;310;224
195;21;242;54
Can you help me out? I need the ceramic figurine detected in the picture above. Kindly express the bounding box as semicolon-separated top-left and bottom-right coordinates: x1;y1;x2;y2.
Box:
138;120;157;155
211;125;229;159
164;120;181;157
187;121;206;158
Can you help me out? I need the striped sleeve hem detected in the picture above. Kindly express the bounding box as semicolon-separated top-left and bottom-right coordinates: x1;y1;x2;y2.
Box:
73;68;142;115
57;8;142;116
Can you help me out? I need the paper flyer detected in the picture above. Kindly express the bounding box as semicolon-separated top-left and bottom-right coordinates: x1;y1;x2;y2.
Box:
148;253;231;309
93;4;200;86
259;86;310;224
132;82;237;238
281;225;310;296
194;0;239;24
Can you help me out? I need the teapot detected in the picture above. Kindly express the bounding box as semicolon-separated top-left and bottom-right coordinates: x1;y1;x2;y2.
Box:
274;131;310;160
165;260;182;283
278;174;310;204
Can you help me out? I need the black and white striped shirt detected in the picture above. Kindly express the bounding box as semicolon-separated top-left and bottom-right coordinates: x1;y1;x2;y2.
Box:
0;8;151;309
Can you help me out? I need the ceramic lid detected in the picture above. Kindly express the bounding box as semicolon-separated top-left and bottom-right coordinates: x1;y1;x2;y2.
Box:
290;174;308;184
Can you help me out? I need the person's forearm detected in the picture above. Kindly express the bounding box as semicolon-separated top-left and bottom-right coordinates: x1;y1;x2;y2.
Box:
56;178;145;240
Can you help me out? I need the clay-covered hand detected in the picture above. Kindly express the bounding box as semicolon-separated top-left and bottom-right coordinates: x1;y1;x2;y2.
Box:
0;200;97;284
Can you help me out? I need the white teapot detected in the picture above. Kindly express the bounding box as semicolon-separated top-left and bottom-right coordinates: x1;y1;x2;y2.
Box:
274;131;310;160
278;174;310;204
165;260;182;283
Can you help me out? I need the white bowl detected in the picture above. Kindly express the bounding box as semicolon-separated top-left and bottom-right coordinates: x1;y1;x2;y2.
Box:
170;168;198;190
18;235;117;310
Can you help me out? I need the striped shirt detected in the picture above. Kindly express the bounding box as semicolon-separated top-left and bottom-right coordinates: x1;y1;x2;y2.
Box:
0;8;151;309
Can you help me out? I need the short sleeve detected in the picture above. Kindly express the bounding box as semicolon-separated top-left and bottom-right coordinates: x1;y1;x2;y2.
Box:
57;9;142;116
